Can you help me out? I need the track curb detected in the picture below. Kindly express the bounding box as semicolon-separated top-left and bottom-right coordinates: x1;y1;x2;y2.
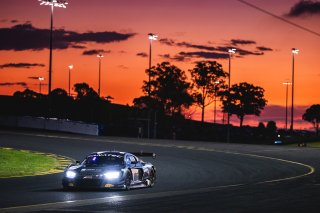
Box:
0;147;74;178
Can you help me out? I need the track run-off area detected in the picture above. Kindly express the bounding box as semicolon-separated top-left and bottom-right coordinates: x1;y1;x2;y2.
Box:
1;129;320;212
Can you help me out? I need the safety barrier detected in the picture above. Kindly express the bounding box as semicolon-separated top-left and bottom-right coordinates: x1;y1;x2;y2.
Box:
0;115;99;136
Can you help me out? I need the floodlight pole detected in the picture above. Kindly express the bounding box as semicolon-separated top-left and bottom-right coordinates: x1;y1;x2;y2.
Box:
290;48;299;131
39;0;68;94
283;81;292;130
227;48;236;143
38;77;44;94
148;33;157;96
48;3;53;94
213;81;220;124
97;54;104;97
147;33;157;139
68;65;73;96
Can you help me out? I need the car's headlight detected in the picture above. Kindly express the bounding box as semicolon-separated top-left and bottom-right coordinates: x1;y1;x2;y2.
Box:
66;170;77;178
104;171;120;179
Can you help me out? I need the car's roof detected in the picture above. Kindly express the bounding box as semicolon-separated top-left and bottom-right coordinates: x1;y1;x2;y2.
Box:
88;151;129;156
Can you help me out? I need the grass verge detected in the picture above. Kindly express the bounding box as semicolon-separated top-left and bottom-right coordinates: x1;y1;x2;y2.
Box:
0;147;60;178
305;142;320;148
287;141;320;148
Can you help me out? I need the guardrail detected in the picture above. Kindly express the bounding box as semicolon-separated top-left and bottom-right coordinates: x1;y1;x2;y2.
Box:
0;115;99;136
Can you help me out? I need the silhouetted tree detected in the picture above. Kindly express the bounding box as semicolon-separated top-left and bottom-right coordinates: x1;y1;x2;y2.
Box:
74;83;99;100
256;122;266;138
220;82;267;127
189;61;228;122
266;120;277;138
258;122;265;129
73;83;100;122
303;104;320;135
13;89;45;116
49;88;73;118
13;89;42;100
266;121;277;132
133;62;193;116
50;88;68;97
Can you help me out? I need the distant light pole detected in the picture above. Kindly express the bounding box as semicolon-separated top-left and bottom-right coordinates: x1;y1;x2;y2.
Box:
68;64;73;96
147;33;158;139
38;0;68;94
227;48;236;142
283;81;292;130
213;80;220;124
38;77;45;94
148;33;157;96
97;54;104;97
290;48;299;131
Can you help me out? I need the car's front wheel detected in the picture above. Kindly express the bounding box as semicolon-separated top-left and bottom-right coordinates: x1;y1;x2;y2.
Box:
146;168;156;187
124;171;132;190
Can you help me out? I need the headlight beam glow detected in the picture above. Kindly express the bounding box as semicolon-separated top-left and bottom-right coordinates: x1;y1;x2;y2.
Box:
104;171;121;179
66;170;76;178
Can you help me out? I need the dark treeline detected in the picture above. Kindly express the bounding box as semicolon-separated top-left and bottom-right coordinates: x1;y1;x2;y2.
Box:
0;60;275;144
0;91;281;144
1;60;318;143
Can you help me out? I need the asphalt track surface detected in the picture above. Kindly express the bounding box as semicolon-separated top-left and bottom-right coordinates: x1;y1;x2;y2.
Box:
1;129;320;212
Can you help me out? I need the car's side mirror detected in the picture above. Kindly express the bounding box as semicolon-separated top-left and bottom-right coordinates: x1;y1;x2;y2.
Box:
76;161;80;165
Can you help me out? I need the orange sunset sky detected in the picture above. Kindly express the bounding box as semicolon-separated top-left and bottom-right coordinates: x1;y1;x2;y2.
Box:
0;0;319;130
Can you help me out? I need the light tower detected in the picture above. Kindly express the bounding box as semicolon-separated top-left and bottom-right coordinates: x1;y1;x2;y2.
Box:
290;48;299;131
227;48;236;142
38;0;68;94
97;54;104;97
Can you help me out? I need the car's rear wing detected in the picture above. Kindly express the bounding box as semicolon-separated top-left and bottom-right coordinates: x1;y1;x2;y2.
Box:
132;151;156;159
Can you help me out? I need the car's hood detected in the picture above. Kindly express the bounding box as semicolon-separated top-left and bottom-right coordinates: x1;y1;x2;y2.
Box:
77;164;124;174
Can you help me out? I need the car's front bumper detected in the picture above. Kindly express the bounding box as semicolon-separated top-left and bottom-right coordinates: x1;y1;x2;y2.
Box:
62;177;126;189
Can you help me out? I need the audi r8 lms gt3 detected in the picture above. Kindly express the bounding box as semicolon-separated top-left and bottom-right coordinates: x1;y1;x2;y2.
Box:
62;151;156;190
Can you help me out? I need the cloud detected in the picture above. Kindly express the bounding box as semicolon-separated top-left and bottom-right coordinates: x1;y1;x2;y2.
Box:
66;31;135;44
236;49;264;56
159;37;273;60
0;82;27;87
158;53;188;62
136;52;148;58
286;1;320;17
28;76;43;80
170;51;229;62
0;63;45;69
159;54;171;59
256;46;273;51
82;49;111;56
11;20;18;23
177;42;218;51
71;44;86;49
159;38;175;46
159;39;218;51
118;65;129;70
0;23;136;51
254;104;312;129
231;39;256;46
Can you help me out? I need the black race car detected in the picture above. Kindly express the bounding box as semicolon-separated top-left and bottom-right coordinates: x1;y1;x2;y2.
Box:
62;151;156;190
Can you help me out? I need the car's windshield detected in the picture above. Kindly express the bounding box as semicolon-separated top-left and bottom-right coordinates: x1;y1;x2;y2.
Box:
85;154;124;166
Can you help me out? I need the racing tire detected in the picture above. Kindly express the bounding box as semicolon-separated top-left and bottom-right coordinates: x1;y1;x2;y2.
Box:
124;171;132;191
148;168;156;188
